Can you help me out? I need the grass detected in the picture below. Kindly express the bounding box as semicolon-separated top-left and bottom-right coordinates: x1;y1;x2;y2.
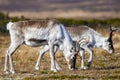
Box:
0;11;120;35
0;26;120;79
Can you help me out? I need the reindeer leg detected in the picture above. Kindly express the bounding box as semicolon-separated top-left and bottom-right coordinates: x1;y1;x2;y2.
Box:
49;43;57;72
86;47;93;68
35;45;49;70
4;50;9;74
4;33;23;74
4;43;21;74
79;48;87;70
35;45;61;71
54;46;61;71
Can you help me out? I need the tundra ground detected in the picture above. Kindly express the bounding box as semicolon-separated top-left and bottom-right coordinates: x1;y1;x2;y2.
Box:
0;28;120;80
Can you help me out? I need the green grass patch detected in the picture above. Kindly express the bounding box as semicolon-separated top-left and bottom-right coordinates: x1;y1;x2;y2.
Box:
24;77;46;80
0;12;120;35
103;75;120;80
57;18;120;28
24;75;92;80
49;75;86;79
40;71;49;74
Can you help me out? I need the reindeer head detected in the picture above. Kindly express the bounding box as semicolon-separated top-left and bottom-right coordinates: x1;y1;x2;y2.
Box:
63;44;77;70
103;26;117;54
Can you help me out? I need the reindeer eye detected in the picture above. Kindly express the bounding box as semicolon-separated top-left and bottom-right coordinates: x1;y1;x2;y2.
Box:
109;43;111;46
72;47;74;50
70;47;74;52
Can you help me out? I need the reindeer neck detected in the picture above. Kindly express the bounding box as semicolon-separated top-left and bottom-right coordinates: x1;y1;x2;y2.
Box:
60;25;73;47
93;33;106;48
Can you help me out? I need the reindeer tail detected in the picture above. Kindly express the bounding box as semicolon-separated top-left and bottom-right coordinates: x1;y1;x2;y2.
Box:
6;21;13;30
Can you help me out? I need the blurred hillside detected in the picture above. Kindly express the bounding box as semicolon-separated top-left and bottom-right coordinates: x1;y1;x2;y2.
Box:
0;0;120;19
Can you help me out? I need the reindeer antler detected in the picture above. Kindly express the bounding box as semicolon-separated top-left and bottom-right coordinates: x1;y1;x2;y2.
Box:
108;25;118;42
110;25;118;32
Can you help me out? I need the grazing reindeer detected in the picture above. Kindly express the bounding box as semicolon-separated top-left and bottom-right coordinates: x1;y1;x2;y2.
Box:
4;20;76;74
35;25;117;70
66;25;117;69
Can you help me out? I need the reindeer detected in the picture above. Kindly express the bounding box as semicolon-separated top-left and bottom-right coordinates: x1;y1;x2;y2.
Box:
4;19;76;74
34;25;117;70
66;25;117;69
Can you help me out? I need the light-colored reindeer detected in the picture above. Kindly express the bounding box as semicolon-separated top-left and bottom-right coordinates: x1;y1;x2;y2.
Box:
35;25;117;70
67;25;117;69
4;19;76;74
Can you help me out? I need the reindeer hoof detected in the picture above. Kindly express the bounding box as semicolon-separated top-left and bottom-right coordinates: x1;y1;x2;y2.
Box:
53;69;58;72
51;68;58;72
11;71;15;74
35;66;40;70
81;66;87;70
88;62;92;68
57;67;62;71
70;68;75;70
10;70;15;74
4;71;10;74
